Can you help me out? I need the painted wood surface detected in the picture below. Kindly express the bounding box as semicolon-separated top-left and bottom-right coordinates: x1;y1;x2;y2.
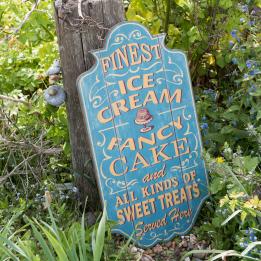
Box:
54;0;125;207
77;22;209;248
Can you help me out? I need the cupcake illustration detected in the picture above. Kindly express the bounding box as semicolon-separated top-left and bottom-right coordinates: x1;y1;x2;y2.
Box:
135;108;154;133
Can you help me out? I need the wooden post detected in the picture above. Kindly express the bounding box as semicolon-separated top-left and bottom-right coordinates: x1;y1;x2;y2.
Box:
54;0;125;209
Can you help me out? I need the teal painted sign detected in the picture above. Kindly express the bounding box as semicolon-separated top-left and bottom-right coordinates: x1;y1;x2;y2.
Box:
77;22;209;248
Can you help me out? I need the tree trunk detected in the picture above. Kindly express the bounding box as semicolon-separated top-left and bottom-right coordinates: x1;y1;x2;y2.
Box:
54;0;125;209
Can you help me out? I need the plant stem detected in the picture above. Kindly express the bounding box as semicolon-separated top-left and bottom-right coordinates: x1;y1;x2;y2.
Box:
164;0;171;33
152;0;158;16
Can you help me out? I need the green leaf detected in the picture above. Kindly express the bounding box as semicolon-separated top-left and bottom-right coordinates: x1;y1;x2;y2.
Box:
257;110;261;121
222;105;240;120
93;204;107;261
47;207;62;242
250;88;261;97
115;233;134;261
210;177;224;194
28;219;55;261
38;225;69;261
243;156;259;172
168;24;180;37
187;26;201;43
219;0;233;9
150;19;161;34
241;211;247;223
222;165;248;196
226;105;240;112
241;241;261;256
175;0;188;7
180;250;224;261
221;209;242;226
0;244;20;261
60;231;76;261
210;250;243;261
216;54;225;68
220;126;235;134
0;235;29;259
80;207;87;261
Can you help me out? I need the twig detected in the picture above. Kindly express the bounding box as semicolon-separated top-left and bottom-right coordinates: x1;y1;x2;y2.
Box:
39;130;44;171
0;154;38;185
11;0;41;35
18;148;39;182
0;94;30;106
1;0;41;42
4;112;39;149
1;150;12;177
0;137;63;155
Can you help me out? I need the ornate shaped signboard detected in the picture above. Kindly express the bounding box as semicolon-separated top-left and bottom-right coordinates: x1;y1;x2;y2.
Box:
77;22;209;248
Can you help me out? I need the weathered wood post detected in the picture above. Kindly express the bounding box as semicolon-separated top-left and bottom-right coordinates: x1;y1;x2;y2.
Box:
54;0;125;208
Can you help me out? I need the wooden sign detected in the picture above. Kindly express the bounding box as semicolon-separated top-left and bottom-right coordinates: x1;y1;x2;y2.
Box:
77;22;209;248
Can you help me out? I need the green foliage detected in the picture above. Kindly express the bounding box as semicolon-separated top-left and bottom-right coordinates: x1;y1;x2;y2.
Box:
0;0;260;259
127;0;261;156
0;90;74;235
0;206;123;261
193;149;261;258
92;204;107;261
0;0;58;93
127;0;260;258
